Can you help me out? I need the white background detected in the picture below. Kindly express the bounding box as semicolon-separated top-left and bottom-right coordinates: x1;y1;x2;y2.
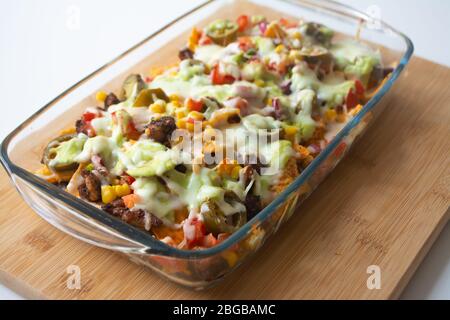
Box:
0;0;449;300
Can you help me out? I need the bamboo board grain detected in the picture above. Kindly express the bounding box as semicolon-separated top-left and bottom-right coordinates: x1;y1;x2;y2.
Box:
0;56;449;300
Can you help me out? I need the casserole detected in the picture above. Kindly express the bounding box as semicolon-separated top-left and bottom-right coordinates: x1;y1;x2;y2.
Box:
0;0;413;289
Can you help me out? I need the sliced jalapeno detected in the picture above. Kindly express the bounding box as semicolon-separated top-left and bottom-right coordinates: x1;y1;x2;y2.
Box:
133;88;170;107
202;202;247;235
299;46;331;62
206;19;239;46
121;74;146;100
303;22;334;46
43;134;79;173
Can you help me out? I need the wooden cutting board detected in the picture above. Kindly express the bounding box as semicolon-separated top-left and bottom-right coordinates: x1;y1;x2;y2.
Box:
0;56;449;300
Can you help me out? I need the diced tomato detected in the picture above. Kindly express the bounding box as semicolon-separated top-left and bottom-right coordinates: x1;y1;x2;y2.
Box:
87;126;96;137
193;219;206;239
186;117;195;124
238;36;254;52
126;121;141;140
202;233;218;248
267;61;277;72
185;217;207;248
228;97;249;116
121;174;136;186
217;233;231;244
346;88;358;110
237;15;250;32
111;111;117;124
334;142;347;158
82;111;97;122
355;79;365;96
345;80;365;110
199;35;213;46
277;60;288;75
211;64;235;85
268;60;288;75
279;18;298;28
111;111;140;139
77;116;96;137
186;98;204;112
122;194;139;209
151;256;188;273
235;98;248;110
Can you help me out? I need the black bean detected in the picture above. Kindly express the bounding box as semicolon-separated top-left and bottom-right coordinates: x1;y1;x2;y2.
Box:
75;119;87;135
175;164;187;174
227;114;241;124
272;98;285;120
245;194;262;220
178;47;194;60
280;80;292;95
104;93;120;109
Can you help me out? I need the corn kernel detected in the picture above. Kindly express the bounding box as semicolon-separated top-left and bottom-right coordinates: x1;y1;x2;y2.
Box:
264;22;286;39
149;66;164;78
325;109;337;122
298;182;311;196
231;166;242;180
177;119;187;129
186;122;195;132
176;110;187;119
275;44;285;53
59;127;76;135
35;165;52;176
96;91;107;103
203;141;216;155
169;94;180;102
295;144;310;160
188;28;201;51
255;79;265;87
170;100;182;108
101;186;117;204
222;251;238;268
284;125;299;137
289;50;303;62
336;114;347;123
192;164;200;175
292;31;303;40
188;111;204;121
304;155;314;166
208;109;240;128
349;104;363;117
203;126;217;137
218;159;238;176
150;102;166;114
202;120;210;129
114;184;131;198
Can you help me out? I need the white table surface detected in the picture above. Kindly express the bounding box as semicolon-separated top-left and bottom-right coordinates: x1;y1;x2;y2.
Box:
0;0;448;300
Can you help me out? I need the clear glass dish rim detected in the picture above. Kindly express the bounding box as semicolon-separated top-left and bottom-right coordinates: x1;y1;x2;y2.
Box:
0;0;414;258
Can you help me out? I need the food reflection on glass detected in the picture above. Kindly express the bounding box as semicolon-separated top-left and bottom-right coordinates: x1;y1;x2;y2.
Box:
36;15;393;251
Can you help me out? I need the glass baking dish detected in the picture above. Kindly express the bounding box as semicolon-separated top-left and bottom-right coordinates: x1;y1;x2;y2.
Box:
0;0;413;289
